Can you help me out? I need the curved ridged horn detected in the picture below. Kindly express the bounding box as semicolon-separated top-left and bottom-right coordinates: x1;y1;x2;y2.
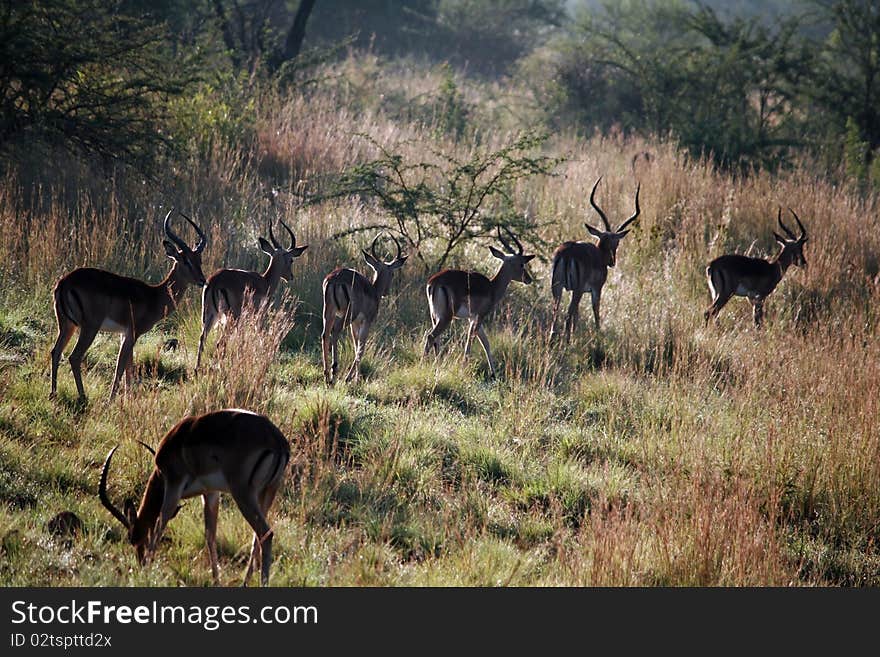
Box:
589;177;611;231
389;233;402;261
99;446;130;530
789;208;806;240
268;221;281;249
177;211;207;254
280;219;296;250
502;226;524;254
617;182;641;232
496;226;514;254
163;209;187;252
369;233;382;260
136;440;156;456
777;206;797;240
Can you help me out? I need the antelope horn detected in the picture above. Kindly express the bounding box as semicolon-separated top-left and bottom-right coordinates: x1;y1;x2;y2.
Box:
163;208;187;252
177;211;207;254
589;177;611;231
777;206;797;240
503;226;524;254
390;232;402;261
280;219;296;250
789;208;806;240
369;233;382;260
99;446;130;530
268;220;281;249
496;226;514;253
136;440;156;456
617;182;641;232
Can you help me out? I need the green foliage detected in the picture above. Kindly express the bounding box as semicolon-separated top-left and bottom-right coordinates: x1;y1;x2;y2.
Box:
844;116;869;183
538;0;810;171
0;0;194;169
433;64;470;140
319;130;562;270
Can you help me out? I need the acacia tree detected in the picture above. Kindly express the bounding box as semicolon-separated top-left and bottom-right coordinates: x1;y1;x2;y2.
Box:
0;0;192;168
318;131;562;272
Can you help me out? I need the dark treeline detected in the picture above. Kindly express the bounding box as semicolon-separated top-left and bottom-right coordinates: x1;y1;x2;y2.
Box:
1;0;879;184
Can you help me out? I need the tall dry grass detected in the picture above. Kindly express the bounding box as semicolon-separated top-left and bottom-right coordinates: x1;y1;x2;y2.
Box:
1;53;879;586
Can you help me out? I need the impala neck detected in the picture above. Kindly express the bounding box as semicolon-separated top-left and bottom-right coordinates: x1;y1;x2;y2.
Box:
131;470;164;545
370;268;394;300
262;256;286;296
160;263;194;312
489;262;516;304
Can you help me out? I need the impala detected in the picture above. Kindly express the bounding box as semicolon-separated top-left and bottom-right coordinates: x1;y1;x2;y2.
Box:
549;177;640;341
704;208;808;328
196;219;307;369
321;233;408;384
50;210;207;402
423;227;535;377
99;408;290;586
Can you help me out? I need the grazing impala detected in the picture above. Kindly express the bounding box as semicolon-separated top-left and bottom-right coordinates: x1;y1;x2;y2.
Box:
50;210;207;402
704;208;808;328
99;409;290;586
549;177;640;341
423;227;535;377
321;233;408;384
197;219;307;369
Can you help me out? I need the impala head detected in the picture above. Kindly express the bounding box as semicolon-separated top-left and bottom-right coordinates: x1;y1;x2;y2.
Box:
363;233;408;296
163;209;208;286
772;207;808;270
489;226;535;284
585;177;640;268
259;218;308;282
99;443;178;565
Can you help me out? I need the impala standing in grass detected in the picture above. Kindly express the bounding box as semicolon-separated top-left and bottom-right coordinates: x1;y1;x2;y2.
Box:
704;208;808;328
423;227;535;377
197;219;307;370
50;210;207;402
549;177;640;342
321;233;408;384
99;408;290;586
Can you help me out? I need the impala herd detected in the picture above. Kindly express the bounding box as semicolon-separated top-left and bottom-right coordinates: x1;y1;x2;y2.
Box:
47;179;809;585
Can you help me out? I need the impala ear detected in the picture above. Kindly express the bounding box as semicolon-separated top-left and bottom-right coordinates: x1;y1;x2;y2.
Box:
291;245;308;257
489;246;507;260
362;249;380;268
585;223;603;239
258;237;274;254
522;254;536;262
123;499;138;526
391;255;408;269
162;240;180;259
772;231;787;246
616;229;630;238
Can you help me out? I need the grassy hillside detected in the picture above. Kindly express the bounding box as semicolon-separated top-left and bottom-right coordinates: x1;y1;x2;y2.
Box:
1;57;879;586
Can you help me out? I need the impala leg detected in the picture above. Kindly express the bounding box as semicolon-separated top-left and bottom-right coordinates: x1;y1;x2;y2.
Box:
344;319;368;383
590;288;602;331
321;304;340;384
424;313;452;357
474;324;496;378
203;492;221;585
752;299;765;328
565;291;583;343
50;318;76;399
231;488;273;587
67;324;100;402
196;309;216;372
704;292;733;327
549;283;563;342
110;332;136;399
464;319;477;357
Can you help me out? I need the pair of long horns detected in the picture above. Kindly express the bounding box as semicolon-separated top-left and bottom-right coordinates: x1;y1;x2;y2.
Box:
267;219;298;251
777;207;807;241
496;226;524;255
98;441;155;530
589;177;640;233
368;232;403;263
164;209;207;254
